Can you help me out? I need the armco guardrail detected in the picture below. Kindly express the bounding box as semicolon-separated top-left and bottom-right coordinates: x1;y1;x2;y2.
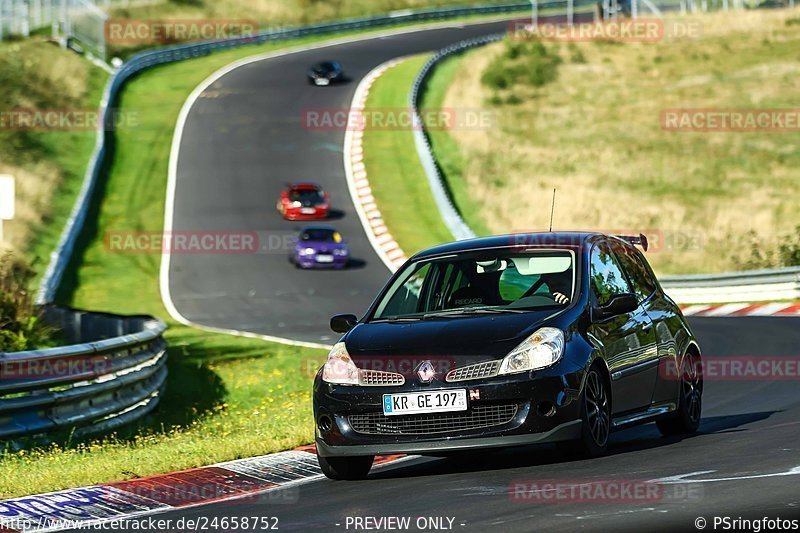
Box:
0;307;167;439
409;34;504;241
661;267;800;304
35;2;534;304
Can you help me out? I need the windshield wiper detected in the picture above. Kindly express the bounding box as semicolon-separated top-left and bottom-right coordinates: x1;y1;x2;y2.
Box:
423;308;529;319
370;316;423;323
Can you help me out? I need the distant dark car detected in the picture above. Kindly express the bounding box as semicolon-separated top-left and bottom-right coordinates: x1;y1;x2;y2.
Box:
308;61;344;86
277;182;330;221
290;226;350;269
313;232;703;479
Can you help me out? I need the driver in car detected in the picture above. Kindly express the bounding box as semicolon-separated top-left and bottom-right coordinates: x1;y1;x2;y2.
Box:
540;271;572;305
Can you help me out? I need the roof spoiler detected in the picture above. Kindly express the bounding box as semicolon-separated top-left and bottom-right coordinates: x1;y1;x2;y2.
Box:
617;233;649;252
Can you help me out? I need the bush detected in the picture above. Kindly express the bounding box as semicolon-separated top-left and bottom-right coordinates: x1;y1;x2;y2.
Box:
778;225;800;267
568;43;587;64
734;226;800;270
481;38;561;92
0;254;53;352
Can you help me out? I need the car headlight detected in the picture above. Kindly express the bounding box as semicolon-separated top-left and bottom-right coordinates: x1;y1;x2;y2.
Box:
299;247;315;255
498;327;565;375
321;342;359;385
333;249;348;256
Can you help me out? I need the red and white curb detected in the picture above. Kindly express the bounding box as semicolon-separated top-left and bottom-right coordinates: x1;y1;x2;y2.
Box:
680;302;800;317
343;58;411;273
0;446;406;532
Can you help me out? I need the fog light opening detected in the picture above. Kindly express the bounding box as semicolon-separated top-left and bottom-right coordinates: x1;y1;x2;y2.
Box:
318;414;333;432
537;401;556;417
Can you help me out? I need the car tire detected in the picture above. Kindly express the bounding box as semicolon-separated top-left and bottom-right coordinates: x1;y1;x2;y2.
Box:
567;366;611;458
657;352;702;436
317;454;374;480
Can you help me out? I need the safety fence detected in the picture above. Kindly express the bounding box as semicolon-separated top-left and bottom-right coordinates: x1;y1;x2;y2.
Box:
0;306;167;439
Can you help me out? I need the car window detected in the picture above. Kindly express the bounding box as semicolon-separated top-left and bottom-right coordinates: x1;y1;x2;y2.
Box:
611;240;656;301
290;189;323;203
301;229;340;242
590;241;632;306
372;250;575;320
374;263;431;317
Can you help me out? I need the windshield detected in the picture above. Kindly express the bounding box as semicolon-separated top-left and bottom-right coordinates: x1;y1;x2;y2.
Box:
314;62;337;73
372;250;575;320
301;229;341;243
290;189;324;204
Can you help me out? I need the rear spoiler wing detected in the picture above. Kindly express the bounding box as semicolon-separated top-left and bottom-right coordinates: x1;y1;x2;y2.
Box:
617;233;649;252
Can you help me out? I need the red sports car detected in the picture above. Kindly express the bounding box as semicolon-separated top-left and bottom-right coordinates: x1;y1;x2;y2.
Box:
277;182;330;220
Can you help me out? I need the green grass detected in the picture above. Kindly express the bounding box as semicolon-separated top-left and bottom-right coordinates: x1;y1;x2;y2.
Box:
361;55;455;254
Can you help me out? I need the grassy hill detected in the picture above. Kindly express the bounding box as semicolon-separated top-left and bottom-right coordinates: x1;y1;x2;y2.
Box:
432;8;800;274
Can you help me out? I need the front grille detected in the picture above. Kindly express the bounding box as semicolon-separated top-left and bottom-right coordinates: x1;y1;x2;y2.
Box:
348;403;519;435
358;370;405;386
445;360;500;382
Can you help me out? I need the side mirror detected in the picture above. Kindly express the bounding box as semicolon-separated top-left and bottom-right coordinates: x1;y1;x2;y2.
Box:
595;293;638;321
325;192;331;199
330;314;358;333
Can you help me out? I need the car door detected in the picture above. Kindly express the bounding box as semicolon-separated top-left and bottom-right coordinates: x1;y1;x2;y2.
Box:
609;239;671;407
588;240;658;415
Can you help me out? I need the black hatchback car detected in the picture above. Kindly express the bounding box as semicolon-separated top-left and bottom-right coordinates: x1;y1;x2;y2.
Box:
307;60;344;86
313;232;703;480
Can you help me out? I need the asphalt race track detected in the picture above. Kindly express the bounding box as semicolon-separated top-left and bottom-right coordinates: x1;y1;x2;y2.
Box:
166;19;800;532
168;19;514;345
145;318;800;531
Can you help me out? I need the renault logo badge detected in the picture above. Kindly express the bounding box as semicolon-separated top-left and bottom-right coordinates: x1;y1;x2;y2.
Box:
417;360;436;383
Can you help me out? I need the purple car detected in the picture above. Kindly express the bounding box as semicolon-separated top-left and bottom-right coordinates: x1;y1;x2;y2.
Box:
290;226;350;269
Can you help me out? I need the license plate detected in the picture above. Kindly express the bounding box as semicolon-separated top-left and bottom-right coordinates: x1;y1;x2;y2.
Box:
300;207;315;214
316;255;334;263
383;390;467;416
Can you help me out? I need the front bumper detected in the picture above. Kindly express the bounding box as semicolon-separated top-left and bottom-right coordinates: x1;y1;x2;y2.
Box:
284;208;328;220
316;420;581;457
313;370;583;458
296;254;348;268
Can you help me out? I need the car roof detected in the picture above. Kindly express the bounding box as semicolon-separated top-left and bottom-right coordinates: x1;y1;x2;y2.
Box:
300;225;337;232
288;182;322;190
411;232;605;259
